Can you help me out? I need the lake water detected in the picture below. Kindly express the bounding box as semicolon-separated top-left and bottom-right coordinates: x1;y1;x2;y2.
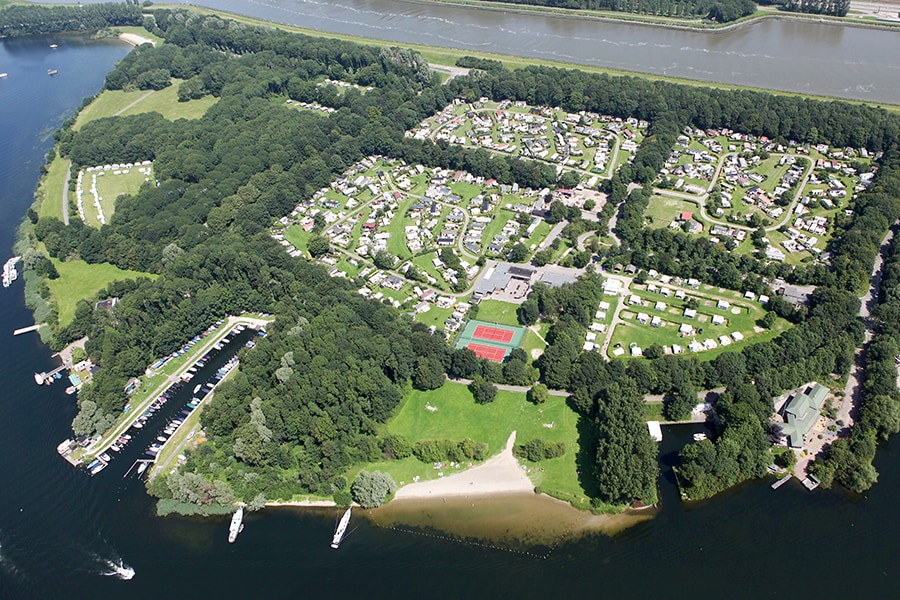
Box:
1;30;899;600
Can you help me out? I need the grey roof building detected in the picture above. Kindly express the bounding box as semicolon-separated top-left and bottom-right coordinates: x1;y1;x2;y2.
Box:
779;383;828;448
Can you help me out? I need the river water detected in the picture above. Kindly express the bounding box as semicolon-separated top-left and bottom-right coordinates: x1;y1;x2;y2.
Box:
43;0;900;103
1;28;899;600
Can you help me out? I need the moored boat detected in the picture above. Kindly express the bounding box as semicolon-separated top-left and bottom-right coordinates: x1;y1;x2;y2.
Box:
331;507;352;549
228;507;244;543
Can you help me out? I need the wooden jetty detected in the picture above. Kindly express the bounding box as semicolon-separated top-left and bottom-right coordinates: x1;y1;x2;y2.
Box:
771;474;793;489
34;364;66;385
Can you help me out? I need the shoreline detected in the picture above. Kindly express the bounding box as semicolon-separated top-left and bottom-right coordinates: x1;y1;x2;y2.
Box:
400;0;900;33
393;430;535;500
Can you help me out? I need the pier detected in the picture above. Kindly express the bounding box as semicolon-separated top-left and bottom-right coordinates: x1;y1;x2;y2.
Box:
34;364;66;385
801;475;821;491
14;324;45;336
771;474;793;490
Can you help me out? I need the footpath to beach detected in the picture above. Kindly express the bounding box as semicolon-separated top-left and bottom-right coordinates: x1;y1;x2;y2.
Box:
393;431;534;499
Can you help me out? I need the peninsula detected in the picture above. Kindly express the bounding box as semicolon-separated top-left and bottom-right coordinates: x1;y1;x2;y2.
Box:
7;2;899;524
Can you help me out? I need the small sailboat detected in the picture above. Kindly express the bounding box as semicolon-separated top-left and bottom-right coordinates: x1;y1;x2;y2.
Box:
47;69;58;76
330;507;352;549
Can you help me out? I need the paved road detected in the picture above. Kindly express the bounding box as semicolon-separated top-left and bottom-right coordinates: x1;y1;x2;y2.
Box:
598;273;633;358
838;225;897;430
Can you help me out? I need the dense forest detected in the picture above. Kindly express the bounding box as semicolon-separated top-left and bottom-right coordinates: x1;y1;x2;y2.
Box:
0;1;143;37
17;3;900;509
808;155;900;492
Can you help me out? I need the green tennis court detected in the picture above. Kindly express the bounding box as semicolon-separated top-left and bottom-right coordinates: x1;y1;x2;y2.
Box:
455;319;526;362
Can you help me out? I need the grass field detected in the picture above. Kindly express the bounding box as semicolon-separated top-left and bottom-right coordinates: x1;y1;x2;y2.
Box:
645;195;699;228
520;327;547;359
606;283;782;360
74;79;217;130
474;299;521;326
80;166;152;226
363;382;590;507
47;259;155;326
36;157;69;221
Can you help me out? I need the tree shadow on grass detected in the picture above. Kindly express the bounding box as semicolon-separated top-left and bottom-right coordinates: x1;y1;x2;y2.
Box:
573;412;601;500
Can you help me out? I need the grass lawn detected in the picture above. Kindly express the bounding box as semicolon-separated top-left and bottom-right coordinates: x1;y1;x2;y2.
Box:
521;327;547;360
645;195;699;228
643;402;665;422
414;304;454;329
74;79;217;130
283;224;313;253
47;259;155;326
365;382;589;506
475;298;522;326
36;157;69;221
411;251;451;290
81;167;152;226
606;283;786;360
386;197;416;260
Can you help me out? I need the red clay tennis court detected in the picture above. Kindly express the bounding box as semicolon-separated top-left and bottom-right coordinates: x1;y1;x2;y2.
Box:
467;342;507;363
473;324;515;344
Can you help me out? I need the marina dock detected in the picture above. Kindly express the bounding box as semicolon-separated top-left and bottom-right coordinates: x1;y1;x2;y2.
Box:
801;475;821;491
34;364;66;385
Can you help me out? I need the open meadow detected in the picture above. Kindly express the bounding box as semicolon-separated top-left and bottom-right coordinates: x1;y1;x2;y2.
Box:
360;382;593;509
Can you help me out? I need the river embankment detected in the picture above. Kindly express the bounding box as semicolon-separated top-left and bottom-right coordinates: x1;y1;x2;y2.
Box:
407;0;900;33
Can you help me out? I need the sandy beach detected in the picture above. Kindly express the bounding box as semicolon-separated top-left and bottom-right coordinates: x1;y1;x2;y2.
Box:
266;499;336;508
393;431;534;500
119;33;155;47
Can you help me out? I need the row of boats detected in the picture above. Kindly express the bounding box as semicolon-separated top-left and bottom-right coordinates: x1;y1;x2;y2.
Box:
2;256;20;288
227;506;352;549
83;324;254;478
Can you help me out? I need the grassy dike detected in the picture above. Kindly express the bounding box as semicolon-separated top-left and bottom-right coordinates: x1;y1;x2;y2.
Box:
154;3;900;113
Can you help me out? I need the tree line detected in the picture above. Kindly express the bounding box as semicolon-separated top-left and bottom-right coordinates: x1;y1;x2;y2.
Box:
808;153;900;492
0;1;143;38
475;0;757;23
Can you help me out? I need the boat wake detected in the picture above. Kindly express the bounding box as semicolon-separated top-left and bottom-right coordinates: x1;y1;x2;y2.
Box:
98;557;135;580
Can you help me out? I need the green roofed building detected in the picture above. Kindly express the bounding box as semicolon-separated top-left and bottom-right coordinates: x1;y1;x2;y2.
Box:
779;383;829;449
